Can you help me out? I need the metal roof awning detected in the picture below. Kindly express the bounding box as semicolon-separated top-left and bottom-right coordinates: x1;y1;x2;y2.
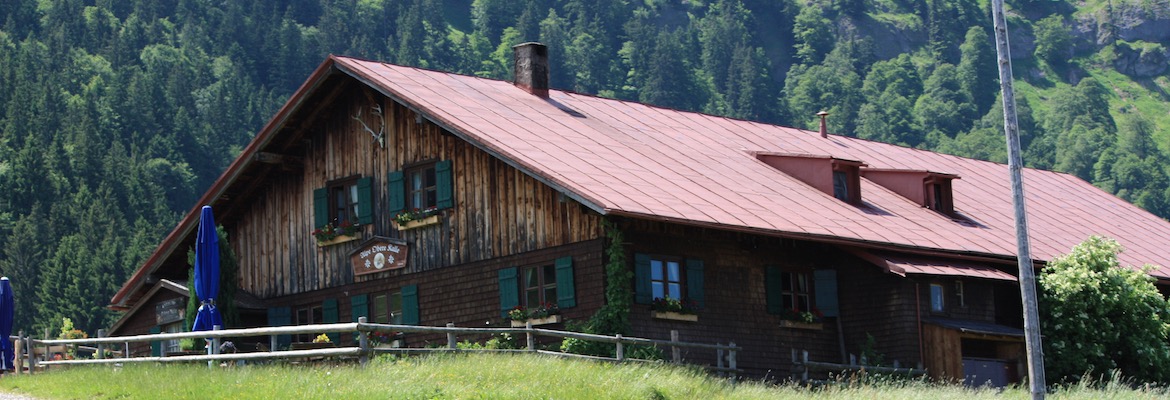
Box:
926;317;1025;338
850;249;1018;281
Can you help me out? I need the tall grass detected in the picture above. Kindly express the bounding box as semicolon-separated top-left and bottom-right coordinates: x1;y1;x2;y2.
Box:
0;353;1165;399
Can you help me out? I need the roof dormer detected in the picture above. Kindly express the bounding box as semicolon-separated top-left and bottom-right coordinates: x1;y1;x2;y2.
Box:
861;169;960;216
757;153;866;205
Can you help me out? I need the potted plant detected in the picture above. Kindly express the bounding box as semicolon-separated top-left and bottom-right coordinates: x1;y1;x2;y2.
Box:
779;308;824;330
313;220;361;246
507;303;562;327
392;207;441;230
650;297;699;322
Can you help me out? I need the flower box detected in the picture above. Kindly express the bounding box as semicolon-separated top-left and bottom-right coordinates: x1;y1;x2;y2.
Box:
779;320;823;330
651;311;698;322
510;315;562;327
316;233;361;247
394;215;440;230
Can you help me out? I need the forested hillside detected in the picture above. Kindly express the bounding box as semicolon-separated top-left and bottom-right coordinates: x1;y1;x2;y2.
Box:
1;0;1168;335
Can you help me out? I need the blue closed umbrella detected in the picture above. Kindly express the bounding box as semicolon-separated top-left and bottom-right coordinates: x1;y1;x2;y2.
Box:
0;277;14;371
192;206;223;333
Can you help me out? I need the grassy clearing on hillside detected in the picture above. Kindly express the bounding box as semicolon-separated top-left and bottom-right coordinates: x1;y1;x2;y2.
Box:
0;353;1166;399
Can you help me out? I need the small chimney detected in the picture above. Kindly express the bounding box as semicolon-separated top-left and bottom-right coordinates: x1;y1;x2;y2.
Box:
513;42;550;98
817;111;830;138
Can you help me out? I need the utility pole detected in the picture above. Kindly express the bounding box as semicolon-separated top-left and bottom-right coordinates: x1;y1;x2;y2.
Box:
990;0;1046;398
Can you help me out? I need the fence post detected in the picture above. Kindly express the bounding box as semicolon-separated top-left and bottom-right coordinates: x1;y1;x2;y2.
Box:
269;333;278;353
525;322;535;352
615;334;624;361
14;331;23;373
728;341;737;378
446;323;456;350
802;350;809;381
124;341;129;359
717;344;724;371
96;329;106;360
25;333;35;375
670;330;680;364
209;325;221;369
357;317;369;367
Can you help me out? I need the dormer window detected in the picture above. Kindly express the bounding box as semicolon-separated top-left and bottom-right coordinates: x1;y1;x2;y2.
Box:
756;153;865;205
861;169;959;217
831;160;862;204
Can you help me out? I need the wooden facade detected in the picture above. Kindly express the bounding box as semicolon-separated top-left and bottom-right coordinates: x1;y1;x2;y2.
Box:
232;87;603;299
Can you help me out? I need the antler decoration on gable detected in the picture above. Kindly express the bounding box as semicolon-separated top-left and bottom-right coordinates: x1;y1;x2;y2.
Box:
353;104;385;148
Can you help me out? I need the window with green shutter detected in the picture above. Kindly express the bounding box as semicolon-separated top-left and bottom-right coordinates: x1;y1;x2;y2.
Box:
266;307;292;348
498;268;519;318
555;256;576;308
322;299;339;343
401;285;420;325
313;176;373;228
634;253;704;307
149;326;162;357
389;159;454;218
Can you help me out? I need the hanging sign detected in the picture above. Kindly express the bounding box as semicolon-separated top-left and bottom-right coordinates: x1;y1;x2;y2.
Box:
351;237;409;276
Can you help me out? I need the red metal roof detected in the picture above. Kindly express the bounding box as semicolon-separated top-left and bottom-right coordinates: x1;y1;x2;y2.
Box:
111;55;1170;307
851;250;1019;281
336;56;1170;279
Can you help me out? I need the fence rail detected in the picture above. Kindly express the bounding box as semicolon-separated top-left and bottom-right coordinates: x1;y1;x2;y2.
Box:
16;318;738;375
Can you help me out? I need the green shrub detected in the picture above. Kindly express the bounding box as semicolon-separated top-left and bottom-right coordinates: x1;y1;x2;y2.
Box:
1039;236;1170;384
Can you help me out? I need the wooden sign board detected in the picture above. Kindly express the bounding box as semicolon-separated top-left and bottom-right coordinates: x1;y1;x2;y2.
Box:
351;237;409;276
155;298;185;325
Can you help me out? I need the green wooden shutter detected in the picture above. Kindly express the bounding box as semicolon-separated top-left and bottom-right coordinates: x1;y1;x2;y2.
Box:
357;176;373;225
149;326;162;357
350;294;369;322
634;253;652;304
313;188;329;228
765;266;782;314
498;267;519;318
322;299;339;343
401;285;419;325
686;258;705;308
267;306;292;348
814;269;839;317
387;170;405;216
436;159;454;209
555;256;576;308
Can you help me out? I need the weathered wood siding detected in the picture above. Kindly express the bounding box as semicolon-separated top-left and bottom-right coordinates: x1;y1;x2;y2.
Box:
624;221;845;378
265;239;605;345
234;89;603;297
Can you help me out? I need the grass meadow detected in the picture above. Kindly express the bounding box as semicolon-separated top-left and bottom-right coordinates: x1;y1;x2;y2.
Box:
0;353;1166;399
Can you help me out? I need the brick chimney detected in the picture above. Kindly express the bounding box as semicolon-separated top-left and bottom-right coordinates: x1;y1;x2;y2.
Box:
513;42;550;98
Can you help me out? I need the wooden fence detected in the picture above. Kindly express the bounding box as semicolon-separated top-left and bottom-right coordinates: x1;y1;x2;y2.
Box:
15;318;738;375
790;349;926;381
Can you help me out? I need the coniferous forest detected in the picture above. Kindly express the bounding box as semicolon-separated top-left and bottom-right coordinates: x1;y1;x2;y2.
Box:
2;0;1169;335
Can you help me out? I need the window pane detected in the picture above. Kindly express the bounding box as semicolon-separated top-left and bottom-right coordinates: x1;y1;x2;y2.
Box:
651;260;663;280
312;306;322;324
296;308;309;325
389;292;403;325
930;284;944;312
833;171;849;201
411;171;423;190
350;184;359;219
796;274;807;292
652;282;664;299
525;268;538;289
426;189;437;208
425;167;436;187
782;295;794;311
668;283;681;300
797;295;810;312
526;289;540;307
781;272;792;292
543;265;556;285
544;288;557;306
667;262;680;282
373;294;388;323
